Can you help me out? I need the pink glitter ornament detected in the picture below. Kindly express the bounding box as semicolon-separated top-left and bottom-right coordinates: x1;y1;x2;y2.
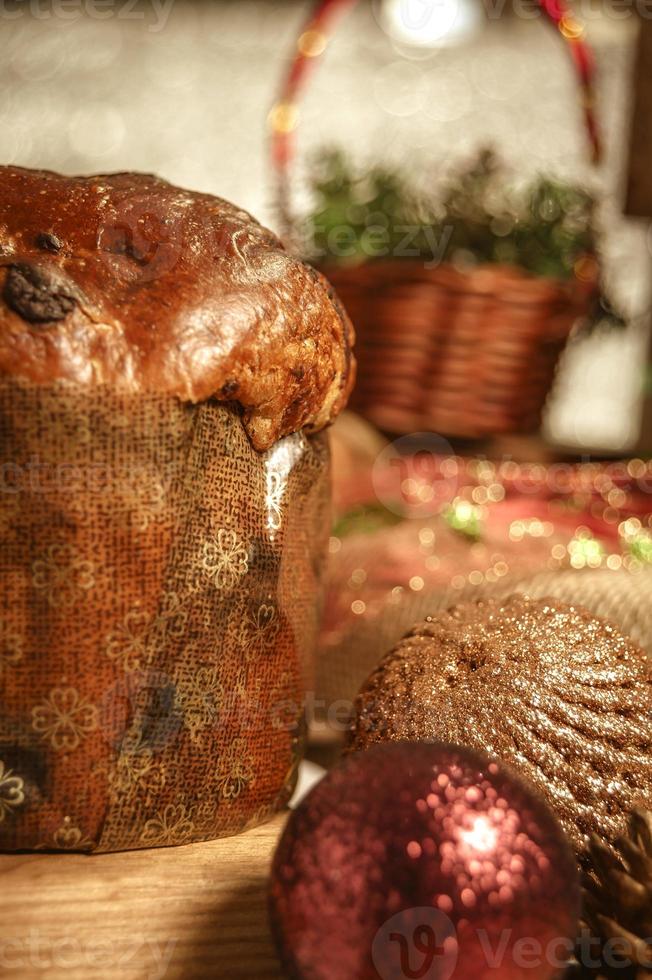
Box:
269;742;579;980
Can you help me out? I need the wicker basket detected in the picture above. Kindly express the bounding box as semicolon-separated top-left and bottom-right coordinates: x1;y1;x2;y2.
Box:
271;0;602;438
321;259;595;438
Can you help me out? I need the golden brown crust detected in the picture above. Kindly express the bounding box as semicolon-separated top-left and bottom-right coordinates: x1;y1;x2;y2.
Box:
0;166;355;450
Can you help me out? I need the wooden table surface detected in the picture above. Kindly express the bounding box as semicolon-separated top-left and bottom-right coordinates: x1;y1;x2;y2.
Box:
0;815;288;980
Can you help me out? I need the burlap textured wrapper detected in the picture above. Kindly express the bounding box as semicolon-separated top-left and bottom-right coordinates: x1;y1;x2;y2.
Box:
0;380;330;852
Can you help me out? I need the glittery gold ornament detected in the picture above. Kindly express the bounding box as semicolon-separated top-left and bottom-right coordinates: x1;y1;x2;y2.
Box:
349;595;652;861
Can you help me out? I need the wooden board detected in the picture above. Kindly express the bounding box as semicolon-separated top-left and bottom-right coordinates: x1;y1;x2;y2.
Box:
0;814;288;979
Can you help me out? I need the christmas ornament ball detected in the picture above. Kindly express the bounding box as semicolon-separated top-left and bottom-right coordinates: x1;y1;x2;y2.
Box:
349;595;652;860
269;741;580;980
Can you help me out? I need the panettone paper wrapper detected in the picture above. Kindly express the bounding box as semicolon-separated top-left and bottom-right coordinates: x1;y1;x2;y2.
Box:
0;381;330;852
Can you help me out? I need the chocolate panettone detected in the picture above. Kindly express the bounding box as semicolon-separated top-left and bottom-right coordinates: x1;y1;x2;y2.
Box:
0;166;354;852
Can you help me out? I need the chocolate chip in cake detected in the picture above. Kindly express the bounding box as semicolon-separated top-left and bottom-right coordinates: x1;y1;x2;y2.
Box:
35;232;63;253
3;263;76;324
220;379;240;397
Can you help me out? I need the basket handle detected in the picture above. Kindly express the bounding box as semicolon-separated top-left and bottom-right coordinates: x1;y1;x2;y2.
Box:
270;0;602;244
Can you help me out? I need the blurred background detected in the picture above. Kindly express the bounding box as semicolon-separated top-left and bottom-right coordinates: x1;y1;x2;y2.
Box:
3;8;652;971
0;0;650;454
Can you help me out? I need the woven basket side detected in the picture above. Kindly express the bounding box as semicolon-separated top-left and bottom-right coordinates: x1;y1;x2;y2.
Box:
320;260;591;437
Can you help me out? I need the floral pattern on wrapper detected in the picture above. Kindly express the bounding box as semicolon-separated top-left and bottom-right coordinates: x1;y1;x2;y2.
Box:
0;383;330;852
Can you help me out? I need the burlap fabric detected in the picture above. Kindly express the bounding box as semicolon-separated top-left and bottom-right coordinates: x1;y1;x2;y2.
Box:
316;568;652;716
0;381;330;852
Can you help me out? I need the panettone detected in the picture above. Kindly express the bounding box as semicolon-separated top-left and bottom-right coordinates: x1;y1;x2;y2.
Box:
0;166;354;851
0;166;354;449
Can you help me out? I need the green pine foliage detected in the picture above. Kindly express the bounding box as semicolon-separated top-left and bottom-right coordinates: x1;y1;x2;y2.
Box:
304;147;623;329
